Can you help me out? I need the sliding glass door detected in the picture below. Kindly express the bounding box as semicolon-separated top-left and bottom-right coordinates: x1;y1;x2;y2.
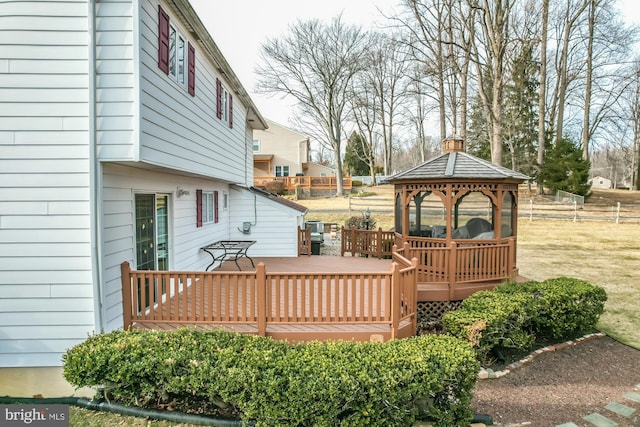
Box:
135;194;169;271
135;194;170;311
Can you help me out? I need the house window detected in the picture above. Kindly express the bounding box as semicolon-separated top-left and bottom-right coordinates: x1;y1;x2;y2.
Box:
202;192;214;224
158;6;195;96
223;191;229;210
275;166;290;177
216;78;233;128
253;140;260;152
196;190;219;227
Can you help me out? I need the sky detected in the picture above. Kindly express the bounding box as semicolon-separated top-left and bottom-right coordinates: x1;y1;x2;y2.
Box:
189;0;395;126
189;0;640;130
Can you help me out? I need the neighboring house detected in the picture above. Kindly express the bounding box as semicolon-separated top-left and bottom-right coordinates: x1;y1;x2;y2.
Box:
252;120;335;181
590;176;612;189
0;0;306;397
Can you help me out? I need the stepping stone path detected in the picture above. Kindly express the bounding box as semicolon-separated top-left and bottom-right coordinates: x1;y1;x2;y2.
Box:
555;384;640;427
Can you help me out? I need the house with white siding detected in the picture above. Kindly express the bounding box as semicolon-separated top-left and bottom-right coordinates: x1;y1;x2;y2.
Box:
0;0;306;397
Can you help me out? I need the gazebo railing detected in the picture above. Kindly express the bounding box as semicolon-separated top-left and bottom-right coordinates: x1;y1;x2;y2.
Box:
394;238;516;300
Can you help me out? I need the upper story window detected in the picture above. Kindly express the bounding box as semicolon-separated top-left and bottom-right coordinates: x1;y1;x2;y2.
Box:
216;78;233;128
276;165;290;177
253;139;260;152
169;25;186;85
158;5;195;96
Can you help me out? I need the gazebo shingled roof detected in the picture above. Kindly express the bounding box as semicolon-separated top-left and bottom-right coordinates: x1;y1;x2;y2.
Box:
389;151;530;181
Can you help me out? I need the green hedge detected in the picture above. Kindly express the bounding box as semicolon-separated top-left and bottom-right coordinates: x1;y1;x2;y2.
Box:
63;329;479;427
442;277;607;363
441;291;535;362
496;277;607;339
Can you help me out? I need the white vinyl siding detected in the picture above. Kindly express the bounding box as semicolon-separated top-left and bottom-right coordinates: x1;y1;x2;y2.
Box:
137;0;250;185
94;1;137;160
0;1;94;367
229;187;304;257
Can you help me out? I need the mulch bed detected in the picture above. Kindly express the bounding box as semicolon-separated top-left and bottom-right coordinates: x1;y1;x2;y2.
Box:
472;335;640;426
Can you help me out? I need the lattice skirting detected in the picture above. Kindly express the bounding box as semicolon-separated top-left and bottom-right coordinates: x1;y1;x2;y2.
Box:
417;300;463;322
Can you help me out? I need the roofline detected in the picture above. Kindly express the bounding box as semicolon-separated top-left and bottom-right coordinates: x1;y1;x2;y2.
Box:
165;0;269;130
390;177;527;184
264;119;310;141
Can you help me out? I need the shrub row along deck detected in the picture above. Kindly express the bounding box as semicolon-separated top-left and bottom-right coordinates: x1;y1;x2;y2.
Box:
121;252;417;343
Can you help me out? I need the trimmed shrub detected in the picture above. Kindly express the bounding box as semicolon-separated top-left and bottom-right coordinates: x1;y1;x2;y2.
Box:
442;291;535;363
352;179;363;187
442;277;607;364
264;180;285;195
345;215;377;230
63;329;479;427
496;277;607;339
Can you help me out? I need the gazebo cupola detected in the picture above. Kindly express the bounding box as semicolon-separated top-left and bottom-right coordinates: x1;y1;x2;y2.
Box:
389;135;529;302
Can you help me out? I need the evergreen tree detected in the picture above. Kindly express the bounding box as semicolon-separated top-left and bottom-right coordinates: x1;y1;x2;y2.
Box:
344;132;371;176
539;137;591;196
467;93;491;161
503;42;538;176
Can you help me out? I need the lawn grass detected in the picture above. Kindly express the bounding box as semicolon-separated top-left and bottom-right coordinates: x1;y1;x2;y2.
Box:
516;219;640;349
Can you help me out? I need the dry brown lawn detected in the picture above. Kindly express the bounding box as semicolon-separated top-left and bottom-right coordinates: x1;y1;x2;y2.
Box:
296;185;640;349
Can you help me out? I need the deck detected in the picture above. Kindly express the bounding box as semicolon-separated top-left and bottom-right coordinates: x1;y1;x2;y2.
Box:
121;254;417;343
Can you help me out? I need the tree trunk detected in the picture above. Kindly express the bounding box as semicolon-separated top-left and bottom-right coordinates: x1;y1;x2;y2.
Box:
581;0;596;160
537;0;549;195
555;0;589;144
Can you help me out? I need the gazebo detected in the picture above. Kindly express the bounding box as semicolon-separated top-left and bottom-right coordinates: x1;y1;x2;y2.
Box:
389;135;529;315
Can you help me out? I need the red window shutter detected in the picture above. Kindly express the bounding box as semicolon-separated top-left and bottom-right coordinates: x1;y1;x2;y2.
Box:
216;78;222;119
188;42;195;96
214;191;219;223
196;189;203;227
158;6;170;75
229;94;233;128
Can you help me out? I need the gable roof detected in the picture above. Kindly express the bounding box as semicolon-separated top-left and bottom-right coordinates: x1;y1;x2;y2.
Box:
264;120;310;141
249;186;308;214
165;0;268;130
389;151;530;182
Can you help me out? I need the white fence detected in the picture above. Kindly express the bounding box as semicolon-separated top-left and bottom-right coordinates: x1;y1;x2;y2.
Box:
347;194;640;224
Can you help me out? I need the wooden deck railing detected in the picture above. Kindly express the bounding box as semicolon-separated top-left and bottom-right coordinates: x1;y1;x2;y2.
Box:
394;238;516;300
121;258;417;341
341;227;396;259
253;176;352;191
297;226;311;256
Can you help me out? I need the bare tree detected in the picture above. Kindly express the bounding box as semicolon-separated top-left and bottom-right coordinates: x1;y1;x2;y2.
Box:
548;0;589;144
362;33;409;176
396;0;451;141
537;0;549;193
256;16;370;196
471;0;516;165
350;70;381;184
634;65;640;190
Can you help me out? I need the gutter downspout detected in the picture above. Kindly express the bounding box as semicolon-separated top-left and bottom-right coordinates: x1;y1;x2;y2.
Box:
88;0;104;330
